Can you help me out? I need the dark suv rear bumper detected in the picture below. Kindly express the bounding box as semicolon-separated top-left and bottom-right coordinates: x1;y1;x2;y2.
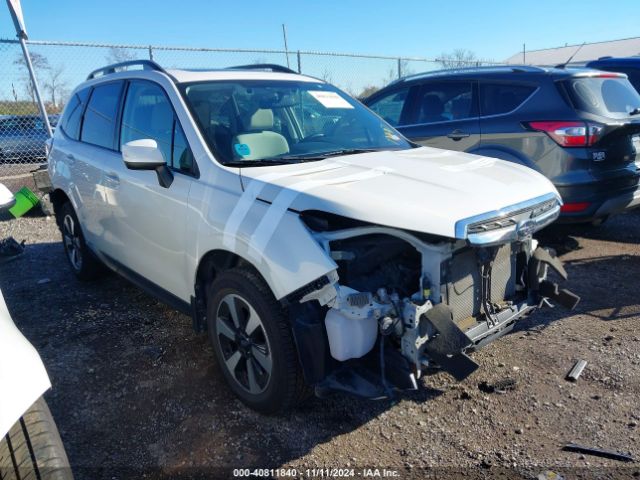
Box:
555;167;640;223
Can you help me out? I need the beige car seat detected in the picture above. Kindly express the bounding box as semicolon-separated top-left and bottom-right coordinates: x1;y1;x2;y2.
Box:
232;109;289;160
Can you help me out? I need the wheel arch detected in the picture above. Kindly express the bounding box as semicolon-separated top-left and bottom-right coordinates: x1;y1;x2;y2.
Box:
469;145;540;173
49;188;71;227
192;249;273;332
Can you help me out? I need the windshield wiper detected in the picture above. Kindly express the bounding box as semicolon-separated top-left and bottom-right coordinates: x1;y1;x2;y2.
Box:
223;158;306;167
223;149;389;167
630;107;640;116
275;148;386;162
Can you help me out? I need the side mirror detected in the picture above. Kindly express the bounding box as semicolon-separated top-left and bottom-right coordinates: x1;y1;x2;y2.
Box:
0;183;15;213
122;139;173;188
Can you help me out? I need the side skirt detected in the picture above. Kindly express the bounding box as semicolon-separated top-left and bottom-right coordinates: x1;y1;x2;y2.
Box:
94;250;192;317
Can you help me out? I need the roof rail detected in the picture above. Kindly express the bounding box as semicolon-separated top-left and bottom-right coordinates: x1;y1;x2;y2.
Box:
226;63;298;74
86;60;166;80
389;65;545;85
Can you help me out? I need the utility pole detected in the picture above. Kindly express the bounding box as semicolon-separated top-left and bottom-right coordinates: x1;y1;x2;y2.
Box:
523;43;526;64
282;23;290;68
6;0;52;137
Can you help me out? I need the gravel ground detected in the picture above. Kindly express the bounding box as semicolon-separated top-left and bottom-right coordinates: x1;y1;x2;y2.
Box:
1;207;639;480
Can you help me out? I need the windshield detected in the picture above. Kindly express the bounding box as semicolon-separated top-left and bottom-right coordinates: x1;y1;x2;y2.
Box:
181;80;412;166
565;76;640;119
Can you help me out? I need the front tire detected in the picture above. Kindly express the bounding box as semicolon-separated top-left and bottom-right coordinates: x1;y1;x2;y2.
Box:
59;202;103;281
207;268;309;413
0;397;74;480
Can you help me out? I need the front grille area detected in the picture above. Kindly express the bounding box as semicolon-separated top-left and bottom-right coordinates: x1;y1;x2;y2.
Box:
441;244;517;324
466;198;558;235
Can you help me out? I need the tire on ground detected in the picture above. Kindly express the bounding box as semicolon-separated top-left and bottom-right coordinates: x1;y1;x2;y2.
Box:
0;396;74;480
59;202;103;280
207;267;311;413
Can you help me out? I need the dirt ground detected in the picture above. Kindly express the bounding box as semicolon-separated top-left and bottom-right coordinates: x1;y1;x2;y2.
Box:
1;207;639;480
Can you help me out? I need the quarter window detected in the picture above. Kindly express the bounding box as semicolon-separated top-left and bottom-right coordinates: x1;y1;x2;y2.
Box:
480;83;536;116
367;87;411;126
416;82;475;124
172;122;194;171
61;87;90;140
81;82;123;149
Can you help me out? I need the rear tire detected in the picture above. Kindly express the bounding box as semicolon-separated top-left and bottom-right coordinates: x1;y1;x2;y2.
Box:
59;202;103;281
0;396;74;480
206;268;310;413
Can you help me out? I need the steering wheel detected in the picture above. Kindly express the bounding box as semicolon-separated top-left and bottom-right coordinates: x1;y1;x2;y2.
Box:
323;113;358;137
299;133;328;143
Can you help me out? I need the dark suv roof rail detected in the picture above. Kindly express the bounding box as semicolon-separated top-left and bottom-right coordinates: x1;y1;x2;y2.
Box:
226;63;298;74
86;60;166;80
391;65;547;85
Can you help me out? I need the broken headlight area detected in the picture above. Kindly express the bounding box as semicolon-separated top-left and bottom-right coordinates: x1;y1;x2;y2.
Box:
288;213;578;400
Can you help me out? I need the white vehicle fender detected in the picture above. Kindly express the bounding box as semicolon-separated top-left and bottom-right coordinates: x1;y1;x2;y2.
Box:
0;289;50;437
190;176;337;301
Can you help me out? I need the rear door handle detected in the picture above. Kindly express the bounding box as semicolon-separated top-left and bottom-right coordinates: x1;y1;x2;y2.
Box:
447;130;471;141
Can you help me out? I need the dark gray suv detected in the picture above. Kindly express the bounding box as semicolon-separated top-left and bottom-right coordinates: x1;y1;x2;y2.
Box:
364;66;640;223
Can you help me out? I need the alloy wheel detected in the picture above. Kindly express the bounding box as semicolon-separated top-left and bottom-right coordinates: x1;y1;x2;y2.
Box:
62;214;83;271
216;293;272;395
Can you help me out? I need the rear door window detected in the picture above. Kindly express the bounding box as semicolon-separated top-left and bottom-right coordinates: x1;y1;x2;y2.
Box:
367;86;413;126
81;82;124;149
479;83;536;116
564;77;640;119
414;82;476;124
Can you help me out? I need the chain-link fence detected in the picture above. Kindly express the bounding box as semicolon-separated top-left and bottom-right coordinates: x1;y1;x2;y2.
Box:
0;38;501;180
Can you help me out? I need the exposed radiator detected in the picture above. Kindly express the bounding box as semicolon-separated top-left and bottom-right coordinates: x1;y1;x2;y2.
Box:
441;244;517;324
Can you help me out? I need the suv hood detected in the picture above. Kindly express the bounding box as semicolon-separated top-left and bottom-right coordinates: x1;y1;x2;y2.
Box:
240;147;560;239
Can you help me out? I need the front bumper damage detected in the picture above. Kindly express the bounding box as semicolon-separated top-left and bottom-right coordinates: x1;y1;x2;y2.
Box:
287;244;579;400
286;193;578;400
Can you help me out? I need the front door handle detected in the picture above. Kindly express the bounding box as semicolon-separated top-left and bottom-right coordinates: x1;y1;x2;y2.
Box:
447;130;471;141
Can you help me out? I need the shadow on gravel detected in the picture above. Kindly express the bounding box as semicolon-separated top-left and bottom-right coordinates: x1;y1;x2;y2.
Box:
513;252;640;338
0;239;448;480
535;209;640;256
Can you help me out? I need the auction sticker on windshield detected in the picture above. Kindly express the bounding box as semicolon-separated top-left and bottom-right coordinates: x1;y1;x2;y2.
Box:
309;90;354;109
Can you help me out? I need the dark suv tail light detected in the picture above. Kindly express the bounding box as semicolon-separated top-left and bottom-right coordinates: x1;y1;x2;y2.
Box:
526;121;603;147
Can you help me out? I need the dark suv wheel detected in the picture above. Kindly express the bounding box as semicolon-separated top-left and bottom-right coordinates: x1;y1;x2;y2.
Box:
206;268;310;413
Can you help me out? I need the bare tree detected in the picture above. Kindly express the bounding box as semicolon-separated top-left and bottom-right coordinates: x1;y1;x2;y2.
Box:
13;52;50;103
357;85;379;100
106;47;135;64
320;68;333;84
437;49;479;69
44;64;69;109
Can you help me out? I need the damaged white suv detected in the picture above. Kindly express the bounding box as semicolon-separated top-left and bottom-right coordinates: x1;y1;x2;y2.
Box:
47;61;578;413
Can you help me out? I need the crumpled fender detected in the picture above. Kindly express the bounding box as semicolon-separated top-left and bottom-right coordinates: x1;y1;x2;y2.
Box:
0;289;50;437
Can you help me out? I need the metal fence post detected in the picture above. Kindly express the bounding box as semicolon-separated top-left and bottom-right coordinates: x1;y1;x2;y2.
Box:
148;45;154;61
397;57;402;79
297;50;301;73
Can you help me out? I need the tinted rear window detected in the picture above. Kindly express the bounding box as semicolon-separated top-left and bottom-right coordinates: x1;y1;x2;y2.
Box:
480;83;536;116
565;77;640;119
81;82;123;149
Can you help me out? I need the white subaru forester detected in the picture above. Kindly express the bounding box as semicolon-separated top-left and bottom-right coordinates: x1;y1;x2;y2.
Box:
47;61;577;413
